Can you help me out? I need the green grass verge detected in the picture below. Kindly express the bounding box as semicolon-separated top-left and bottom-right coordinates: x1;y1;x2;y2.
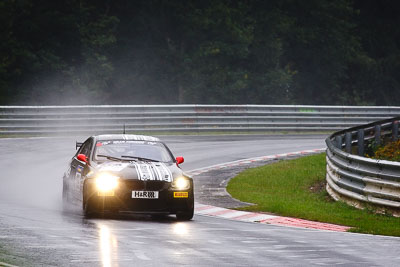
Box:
0;246;25;267
227;153;400;236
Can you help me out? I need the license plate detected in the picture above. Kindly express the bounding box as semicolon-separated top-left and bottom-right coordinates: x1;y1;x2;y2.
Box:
132;191;159;199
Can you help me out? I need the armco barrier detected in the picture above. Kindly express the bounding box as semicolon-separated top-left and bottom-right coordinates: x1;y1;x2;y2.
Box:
326;117;400;214
0;105;400;135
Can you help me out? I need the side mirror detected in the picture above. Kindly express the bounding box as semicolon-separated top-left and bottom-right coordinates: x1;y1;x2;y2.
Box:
77;154;87;163
176;156;184;165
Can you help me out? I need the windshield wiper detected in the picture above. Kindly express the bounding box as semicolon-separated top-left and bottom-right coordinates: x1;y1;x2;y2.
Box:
97;154;130;162
120;155;159;162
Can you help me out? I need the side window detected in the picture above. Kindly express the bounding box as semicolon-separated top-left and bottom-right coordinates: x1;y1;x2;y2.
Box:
76;142;87;156
76;139;93;159
82;141;93;158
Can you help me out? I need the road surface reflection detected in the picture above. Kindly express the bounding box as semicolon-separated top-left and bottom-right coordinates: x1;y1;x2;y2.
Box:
98;223;118;267
173;222;188;236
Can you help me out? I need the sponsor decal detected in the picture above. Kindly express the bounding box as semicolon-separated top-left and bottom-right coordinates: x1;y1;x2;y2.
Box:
99;162;129;172
77;165;83;173
174;192;188;198
97;140;158;146
124;135;159;141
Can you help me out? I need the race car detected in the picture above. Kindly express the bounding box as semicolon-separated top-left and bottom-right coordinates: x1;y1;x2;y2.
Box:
62;134;194;220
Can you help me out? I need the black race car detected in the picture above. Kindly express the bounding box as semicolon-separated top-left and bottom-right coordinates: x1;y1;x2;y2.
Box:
62;134;194;220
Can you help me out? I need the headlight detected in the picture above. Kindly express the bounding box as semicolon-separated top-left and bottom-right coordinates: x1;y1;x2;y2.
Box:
95;173;119;192
171;177;190;190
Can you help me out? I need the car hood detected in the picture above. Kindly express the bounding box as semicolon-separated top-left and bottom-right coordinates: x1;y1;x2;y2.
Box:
93;161;184;182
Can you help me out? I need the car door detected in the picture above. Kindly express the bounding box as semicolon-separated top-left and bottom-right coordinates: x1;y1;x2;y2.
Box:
70;138;93;201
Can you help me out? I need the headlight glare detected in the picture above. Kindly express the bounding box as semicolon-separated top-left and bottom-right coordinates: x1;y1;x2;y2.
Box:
172;177;190;190
95;173;119;192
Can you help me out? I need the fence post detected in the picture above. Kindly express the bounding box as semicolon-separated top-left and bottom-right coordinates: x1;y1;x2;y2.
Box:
345;132;352;153
375;125;381;146
335;135;343;149
392;121;399;141
357;129;364;156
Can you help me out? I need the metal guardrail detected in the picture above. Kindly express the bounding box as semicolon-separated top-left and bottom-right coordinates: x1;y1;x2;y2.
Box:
0;105;400;135
326;117;400;214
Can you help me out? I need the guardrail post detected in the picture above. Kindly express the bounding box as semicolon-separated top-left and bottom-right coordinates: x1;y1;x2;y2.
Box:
345;132;352;153
357;129;364;156
392;121;399;141
375;125;381;146
335;135;343;149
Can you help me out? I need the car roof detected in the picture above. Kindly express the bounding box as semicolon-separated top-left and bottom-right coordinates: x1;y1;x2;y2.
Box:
94;134;160;142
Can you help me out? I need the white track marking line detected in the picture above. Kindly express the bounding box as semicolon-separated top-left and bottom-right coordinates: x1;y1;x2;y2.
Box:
195;207;225;214
212;210;249;218
0;262;19;267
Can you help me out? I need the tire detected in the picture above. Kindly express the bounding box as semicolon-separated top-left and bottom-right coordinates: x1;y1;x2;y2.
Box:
83;200;97;218
83;192;97;218
176;207;194;221
176;190;194;221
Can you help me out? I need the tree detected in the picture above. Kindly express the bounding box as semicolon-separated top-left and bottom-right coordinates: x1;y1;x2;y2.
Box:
1;0;400;106
280;0;360;104
0;0;118;104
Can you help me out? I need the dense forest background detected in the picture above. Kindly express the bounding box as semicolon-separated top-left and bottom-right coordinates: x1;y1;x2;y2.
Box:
1;0;399;105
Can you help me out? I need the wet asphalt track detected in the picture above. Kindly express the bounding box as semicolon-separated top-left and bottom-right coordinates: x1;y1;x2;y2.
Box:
0;135;399;266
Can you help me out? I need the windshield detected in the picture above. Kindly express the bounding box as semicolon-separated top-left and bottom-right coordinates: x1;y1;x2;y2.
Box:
93;140;173;163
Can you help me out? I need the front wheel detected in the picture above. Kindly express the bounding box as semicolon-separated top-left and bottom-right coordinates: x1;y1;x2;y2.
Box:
83;190;97;218
83;199;97;218
176;208;194;221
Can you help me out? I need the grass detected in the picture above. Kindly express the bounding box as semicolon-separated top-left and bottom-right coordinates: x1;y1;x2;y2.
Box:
0;246;26;267
227;153;400;236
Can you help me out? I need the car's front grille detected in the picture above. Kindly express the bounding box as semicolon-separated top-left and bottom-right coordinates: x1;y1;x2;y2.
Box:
123;180;169;191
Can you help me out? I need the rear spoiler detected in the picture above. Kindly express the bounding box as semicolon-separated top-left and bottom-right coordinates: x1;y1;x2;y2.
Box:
76;141;83;150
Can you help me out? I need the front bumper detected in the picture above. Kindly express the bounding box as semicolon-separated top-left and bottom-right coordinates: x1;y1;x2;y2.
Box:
84;179;194;213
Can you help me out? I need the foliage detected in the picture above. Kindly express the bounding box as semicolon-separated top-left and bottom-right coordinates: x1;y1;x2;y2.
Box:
371;140;400;162
1;0;400;105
